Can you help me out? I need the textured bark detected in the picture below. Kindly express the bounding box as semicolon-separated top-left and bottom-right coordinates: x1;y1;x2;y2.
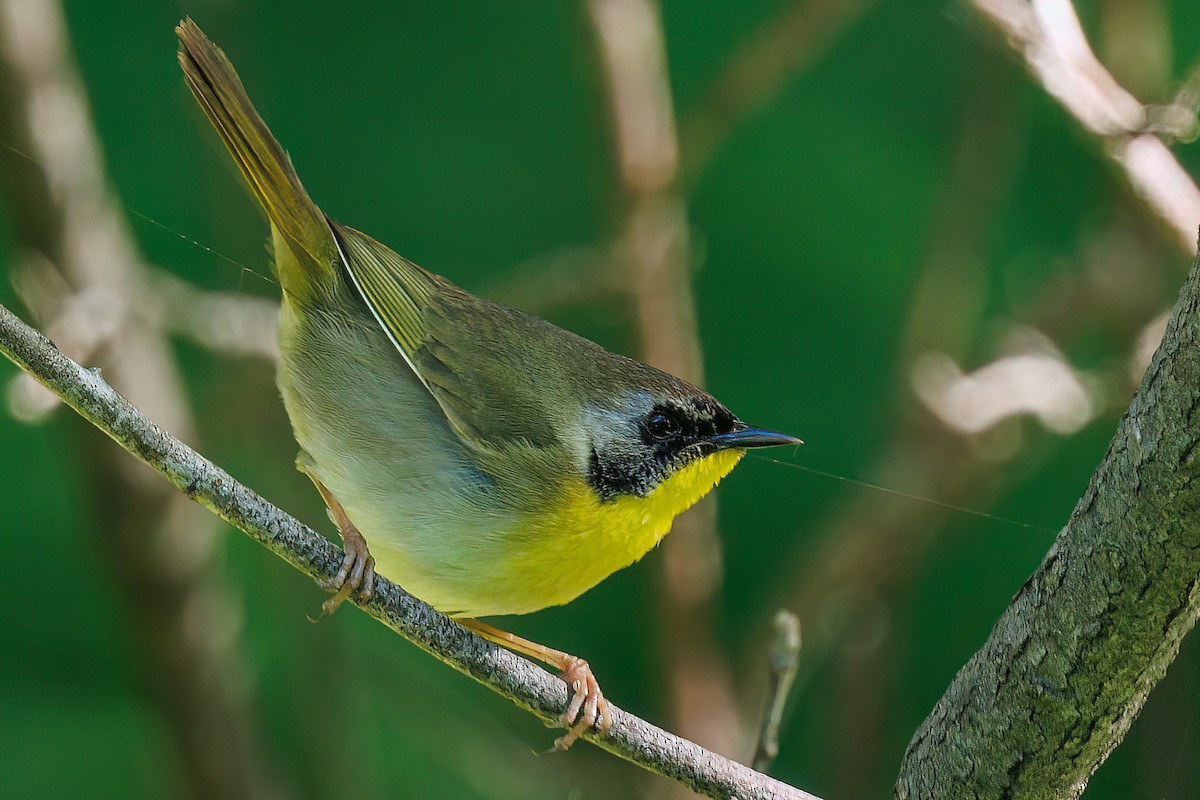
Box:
897;247;1200;797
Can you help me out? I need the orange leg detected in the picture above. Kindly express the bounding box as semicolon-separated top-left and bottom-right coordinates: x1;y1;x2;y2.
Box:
301;470;376;615
460;619;613;751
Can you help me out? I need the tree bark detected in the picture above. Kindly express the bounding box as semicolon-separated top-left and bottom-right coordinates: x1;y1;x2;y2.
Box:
897;244;1200;797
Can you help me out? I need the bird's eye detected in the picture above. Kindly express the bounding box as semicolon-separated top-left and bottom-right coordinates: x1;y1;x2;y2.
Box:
646;410;681;439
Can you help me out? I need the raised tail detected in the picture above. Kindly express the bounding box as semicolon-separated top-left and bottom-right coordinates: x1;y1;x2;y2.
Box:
177;18;337;302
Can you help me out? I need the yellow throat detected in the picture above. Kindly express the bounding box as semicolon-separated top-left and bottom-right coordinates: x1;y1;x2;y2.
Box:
505;449;745;613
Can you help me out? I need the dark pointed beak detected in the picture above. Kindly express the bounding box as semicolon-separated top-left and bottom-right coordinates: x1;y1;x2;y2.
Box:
709;421;803;450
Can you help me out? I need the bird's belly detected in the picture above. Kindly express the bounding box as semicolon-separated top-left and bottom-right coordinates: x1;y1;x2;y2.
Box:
349;480;681;619
274;303;513;611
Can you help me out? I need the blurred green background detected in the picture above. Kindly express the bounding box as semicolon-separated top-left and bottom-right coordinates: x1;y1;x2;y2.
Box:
2;0;1199;798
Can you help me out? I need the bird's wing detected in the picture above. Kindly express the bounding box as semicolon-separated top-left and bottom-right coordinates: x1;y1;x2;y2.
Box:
331;221;560;450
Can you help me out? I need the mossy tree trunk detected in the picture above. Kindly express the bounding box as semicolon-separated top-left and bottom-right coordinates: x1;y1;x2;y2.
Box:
897;245;1200;798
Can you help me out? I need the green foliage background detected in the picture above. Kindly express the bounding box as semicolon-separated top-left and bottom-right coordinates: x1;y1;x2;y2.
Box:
2;1;1198;798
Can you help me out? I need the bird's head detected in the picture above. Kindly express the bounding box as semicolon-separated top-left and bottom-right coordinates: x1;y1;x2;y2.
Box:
579;381;800;504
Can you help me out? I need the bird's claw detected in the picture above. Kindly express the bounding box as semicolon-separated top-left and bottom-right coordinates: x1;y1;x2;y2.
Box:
313;526;375;619
547;656;612;752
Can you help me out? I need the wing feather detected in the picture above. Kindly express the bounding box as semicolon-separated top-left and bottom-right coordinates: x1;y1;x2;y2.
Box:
331;221;512;443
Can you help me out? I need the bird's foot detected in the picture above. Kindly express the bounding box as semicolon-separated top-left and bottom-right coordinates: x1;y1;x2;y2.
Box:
549;655;612;752
457;619;613;751
317;521;376;617
301;470;376;618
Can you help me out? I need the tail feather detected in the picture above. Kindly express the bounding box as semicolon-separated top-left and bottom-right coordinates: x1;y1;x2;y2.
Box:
177;18;336;300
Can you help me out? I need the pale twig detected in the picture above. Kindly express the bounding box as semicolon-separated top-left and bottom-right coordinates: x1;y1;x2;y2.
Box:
145;270;280;361
0;301;823;800
585;0;743;766
752;610;802;773
8;268;280;420
0;2;290;797
1149;55;1200;143
968;0;1200;254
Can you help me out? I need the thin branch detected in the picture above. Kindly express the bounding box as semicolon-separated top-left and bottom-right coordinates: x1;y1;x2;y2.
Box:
1149;53;1200;143
752;610;802;773
0;301;823;800
145;270;280;361
585;0;745;765
762;57;1025;768
0;1;288;796
968;0;1200;254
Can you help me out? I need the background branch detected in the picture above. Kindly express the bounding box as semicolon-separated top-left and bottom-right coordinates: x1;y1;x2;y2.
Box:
969;0;1200;254
585;0;744;775
0;2;287;797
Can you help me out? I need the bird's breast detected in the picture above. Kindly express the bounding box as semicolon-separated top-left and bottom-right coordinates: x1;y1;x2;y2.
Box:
505;448;746;611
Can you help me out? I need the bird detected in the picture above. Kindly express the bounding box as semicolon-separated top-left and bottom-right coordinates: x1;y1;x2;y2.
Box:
176;18;800;750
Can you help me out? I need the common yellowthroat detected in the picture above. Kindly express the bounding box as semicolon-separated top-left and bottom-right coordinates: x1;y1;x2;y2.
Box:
177;19;800;749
